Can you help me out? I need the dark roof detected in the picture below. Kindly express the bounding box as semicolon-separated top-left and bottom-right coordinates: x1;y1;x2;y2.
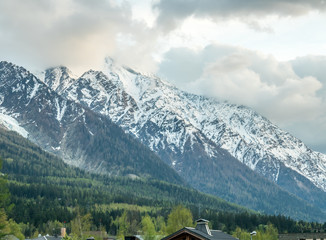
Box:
162;227;238;240
187;228;237;240
125;236;143;240
3;235;19;240
196;219;210;223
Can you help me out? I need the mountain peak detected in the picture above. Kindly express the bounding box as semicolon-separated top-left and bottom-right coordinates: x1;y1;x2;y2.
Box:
0;61;38;89
0;60;30;75
0;60;16;68
44;66;75;93
81;69;108;80
45;59;326;193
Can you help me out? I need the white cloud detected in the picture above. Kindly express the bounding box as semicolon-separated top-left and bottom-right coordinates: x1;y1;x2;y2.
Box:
158;45;326;152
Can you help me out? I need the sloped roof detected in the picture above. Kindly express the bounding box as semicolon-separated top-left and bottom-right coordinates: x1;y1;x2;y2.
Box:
3;235;19;240
187;228;238;240
196;219;210;223
162;227;238;240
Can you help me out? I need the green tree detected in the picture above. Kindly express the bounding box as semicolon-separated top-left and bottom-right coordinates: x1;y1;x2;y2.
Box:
43;220;62;237
154;216;166;235
0;158;10;239
256;224;278;240
115;211;129;240
0;158;23;240
7;219;24;240
232;224;278;240
142;215;156;240
232;227;250;240
63;235;73;240
0;158;10;210
0;209;9;239
166;205;193;235
71;211;92;239
265;223;278;240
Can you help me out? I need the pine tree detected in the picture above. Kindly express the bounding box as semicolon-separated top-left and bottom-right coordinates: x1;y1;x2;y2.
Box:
0;158;10;239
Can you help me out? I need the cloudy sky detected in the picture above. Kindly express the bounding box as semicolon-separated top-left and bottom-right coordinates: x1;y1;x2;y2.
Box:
1;0;326;153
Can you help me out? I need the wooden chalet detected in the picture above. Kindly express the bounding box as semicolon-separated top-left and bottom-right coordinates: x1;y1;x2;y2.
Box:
162;219;238;240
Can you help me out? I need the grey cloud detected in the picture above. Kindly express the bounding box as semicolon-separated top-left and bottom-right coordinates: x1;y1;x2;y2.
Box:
158;45;241;84
0;0;137;73
154;0;326;31
158;45;326;153
159;48;204;83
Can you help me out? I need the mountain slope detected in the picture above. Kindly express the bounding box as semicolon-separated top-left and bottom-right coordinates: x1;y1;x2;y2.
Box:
0;61;184;184
0;127;253;225
43;60;326;220
103;60;326;192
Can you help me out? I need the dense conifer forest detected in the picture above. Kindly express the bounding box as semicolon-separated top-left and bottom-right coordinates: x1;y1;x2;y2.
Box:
1;128;326;239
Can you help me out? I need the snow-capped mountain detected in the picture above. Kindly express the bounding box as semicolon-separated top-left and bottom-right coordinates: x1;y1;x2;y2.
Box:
43;58;326;214
0;61;184;184
2;60;326;220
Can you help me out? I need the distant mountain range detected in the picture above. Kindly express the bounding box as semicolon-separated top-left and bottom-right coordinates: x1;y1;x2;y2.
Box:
1;60;326;221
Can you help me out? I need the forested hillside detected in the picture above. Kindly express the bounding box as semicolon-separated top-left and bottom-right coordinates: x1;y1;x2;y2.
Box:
1;127;326;238
0;127;243;235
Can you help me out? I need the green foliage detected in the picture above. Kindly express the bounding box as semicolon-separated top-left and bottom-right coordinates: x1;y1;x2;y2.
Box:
258;223;278;240
0;157;9;239
0;159;10;210
63;235;73;240
142;215;156;240
0;208;10;239
232;223;278;240
166;205;193;234
154;216;166;235
0;157;24;240
71;210;92;239
233;227;251;240
42;220;62;237
7;219;24;240
115;211;129;240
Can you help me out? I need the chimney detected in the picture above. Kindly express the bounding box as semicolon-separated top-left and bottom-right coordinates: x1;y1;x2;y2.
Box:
61;228;66;237
195;219;211;236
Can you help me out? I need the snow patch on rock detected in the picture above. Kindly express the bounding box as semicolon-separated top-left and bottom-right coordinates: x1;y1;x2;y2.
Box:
0;111;28;138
